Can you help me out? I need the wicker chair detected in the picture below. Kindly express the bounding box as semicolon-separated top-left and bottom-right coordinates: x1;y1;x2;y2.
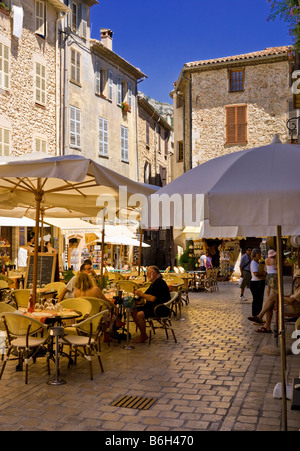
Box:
147;292;178;345
0;312;50;384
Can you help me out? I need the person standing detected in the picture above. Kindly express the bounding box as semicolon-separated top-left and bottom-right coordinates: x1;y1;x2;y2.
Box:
250;248;266;317
239;247;252;301
265;249;277;298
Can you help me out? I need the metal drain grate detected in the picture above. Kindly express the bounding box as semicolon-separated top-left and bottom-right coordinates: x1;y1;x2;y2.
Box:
111;395;157;410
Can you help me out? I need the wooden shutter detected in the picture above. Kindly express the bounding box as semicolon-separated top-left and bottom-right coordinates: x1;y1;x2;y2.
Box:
108;70;113;100
226;105;247;144
0;127;10;156
35;0;46;36
0;42;9;90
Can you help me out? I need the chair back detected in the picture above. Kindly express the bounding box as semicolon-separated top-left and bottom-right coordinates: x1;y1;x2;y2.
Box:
75;310;109;336
80;297;113;315
116;280;139;293
59;298;92;321
0;303;16;314
1;312;47;337
0;280;8;289
44;282;66;296
10;289;31;308
107;273;126;283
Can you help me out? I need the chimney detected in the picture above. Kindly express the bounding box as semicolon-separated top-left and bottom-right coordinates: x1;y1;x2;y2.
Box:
100;28;113;51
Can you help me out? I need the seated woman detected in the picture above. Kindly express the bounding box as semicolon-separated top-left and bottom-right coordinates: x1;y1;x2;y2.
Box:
247;276;300;333
74;272;112;305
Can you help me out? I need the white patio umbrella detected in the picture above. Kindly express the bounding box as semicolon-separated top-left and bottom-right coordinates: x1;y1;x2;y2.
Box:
0;152;157;303
146;136;300;431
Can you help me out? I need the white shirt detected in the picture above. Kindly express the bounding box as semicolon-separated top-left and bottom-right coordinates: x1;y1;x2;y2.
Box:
250;260;260;281
17;247;28;267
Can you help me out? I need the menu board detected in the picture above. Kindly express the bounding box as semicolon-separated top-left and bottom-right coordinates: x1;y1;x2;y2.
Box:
25;253;57;288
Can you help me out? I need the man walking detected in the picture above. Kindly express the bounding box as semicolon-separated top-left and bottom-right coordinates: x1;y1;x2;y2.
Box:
239;247;252;301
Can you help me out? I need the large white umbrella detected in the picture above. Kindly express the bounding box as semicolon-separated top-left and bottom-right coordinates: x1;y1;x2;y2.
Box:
0;152;157;302
146;137;300;431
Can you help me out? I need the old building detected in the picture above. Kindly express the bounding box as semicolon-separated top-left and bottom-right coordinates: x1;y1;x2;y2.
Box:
0;0;69;157
60;0;146;180
137;93;173;186
171;46;293;178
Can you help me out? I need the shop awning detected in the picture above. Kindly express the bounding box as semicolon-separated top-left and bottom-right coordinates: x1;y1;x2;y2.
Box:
44;218;101;232
0;216;37;227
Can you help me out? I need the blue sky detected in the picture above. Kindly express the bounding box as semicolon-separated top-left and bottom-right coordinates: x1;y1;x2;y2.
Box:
90;0;292;104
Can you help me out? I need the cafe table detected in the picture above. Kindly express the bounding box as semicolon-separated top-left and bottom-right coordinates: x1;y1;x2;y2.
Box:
17;308;82;385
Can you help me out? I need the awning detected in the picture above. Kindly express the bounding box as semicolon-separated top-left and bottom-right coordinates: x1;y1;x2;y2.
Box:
44;218;101;232
0;216;37;227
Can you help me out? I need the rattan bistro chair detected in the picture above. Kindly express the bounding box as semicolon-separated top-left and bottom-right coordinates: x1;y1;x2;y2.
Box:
147;292;178;345
62;310;108;380
0;312;50;384
10;289;31;309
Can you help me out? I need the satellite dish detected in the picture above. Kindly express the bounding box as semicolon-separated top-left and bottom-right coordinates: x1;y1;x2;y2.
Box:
290;236;300;248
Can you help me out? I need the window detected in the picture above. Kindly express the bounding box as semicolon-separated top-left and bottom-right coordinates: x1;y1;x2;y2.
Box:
0;42;9;90
164;131;169;159
121;126;128;162
35;137;47;152
95;63;106;96
99;117;108;157
0;126;10;156
71;2;79;33
225;105;247;144
107;70;113;100
117;76;122;105
178;141;184;162
35;62;46;105
229;69;244;92
146;121;150;147
127;82;132;108
157;126;161;153
70;48;81;85
35;0;46;37
69;105;81;148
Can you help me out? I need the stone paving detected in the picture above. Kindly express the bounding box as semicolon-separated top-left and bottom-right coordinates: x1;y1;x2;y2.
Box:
0;281;299;432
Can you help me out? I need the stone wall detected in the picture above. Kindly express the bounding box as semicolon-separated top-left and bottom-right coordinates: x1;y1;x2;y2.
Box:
0;1;58;156
190;61;291;166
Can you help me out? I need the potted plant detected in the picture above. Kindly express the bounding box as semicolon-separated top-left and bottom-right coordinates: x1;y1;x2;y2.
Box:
0;2;9;15
121;101;131;114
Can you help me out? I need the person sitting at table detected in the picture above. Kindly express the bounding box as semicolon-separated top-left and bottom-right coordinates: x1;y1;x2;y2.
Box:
247;276;300;333
73;272;112;305
131;265;171;343
57;260;95;302
45;241;57;254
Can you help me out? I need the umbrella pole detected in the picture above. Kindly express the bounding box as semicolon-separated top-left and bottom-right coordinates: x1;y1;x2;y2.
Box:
138;225;143;276
276;225;288;431
33;185;43;305
100;218;105;290
99;208;106;290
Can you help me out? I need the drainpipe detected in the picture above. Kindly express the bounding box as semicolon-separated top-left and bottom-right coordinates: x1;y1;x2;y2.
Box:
181;73;192;170
136;78;146;182
56;10;69;156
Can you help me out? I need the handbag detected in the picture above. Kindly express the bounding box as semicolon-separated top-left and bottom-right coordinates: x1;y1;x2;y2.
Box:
238;277;243;287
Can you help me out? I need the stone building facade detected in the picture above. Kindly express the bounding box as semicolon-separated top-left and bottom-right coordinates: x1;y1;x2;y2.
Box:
60;0;146;180
0;0;68;157
137;94;173;186
171;46;294;178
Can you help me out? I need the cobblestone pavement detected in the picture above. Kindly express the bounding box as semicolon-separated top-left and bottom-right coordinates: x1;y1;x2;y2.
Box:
0;281;299;432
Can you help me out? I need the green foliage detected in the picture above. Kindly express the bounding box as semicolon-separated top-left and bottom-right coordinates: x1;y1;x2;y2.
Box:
267;0;300;49
62;269;75;284
179;241;195;271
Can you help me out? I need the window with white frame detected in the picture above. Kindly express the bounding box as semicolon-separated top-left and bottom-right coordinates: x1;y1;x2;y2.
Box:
107;70;113;100
35;0;46;37
35;62;46;105
127;82;132;108
0;126;10;156
70;48;81;85
117;75;122;105
0;42;9;90
95;63;106;96
69;105;81;148
35;137;47;153
121;125;128;162
99;117;108;157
